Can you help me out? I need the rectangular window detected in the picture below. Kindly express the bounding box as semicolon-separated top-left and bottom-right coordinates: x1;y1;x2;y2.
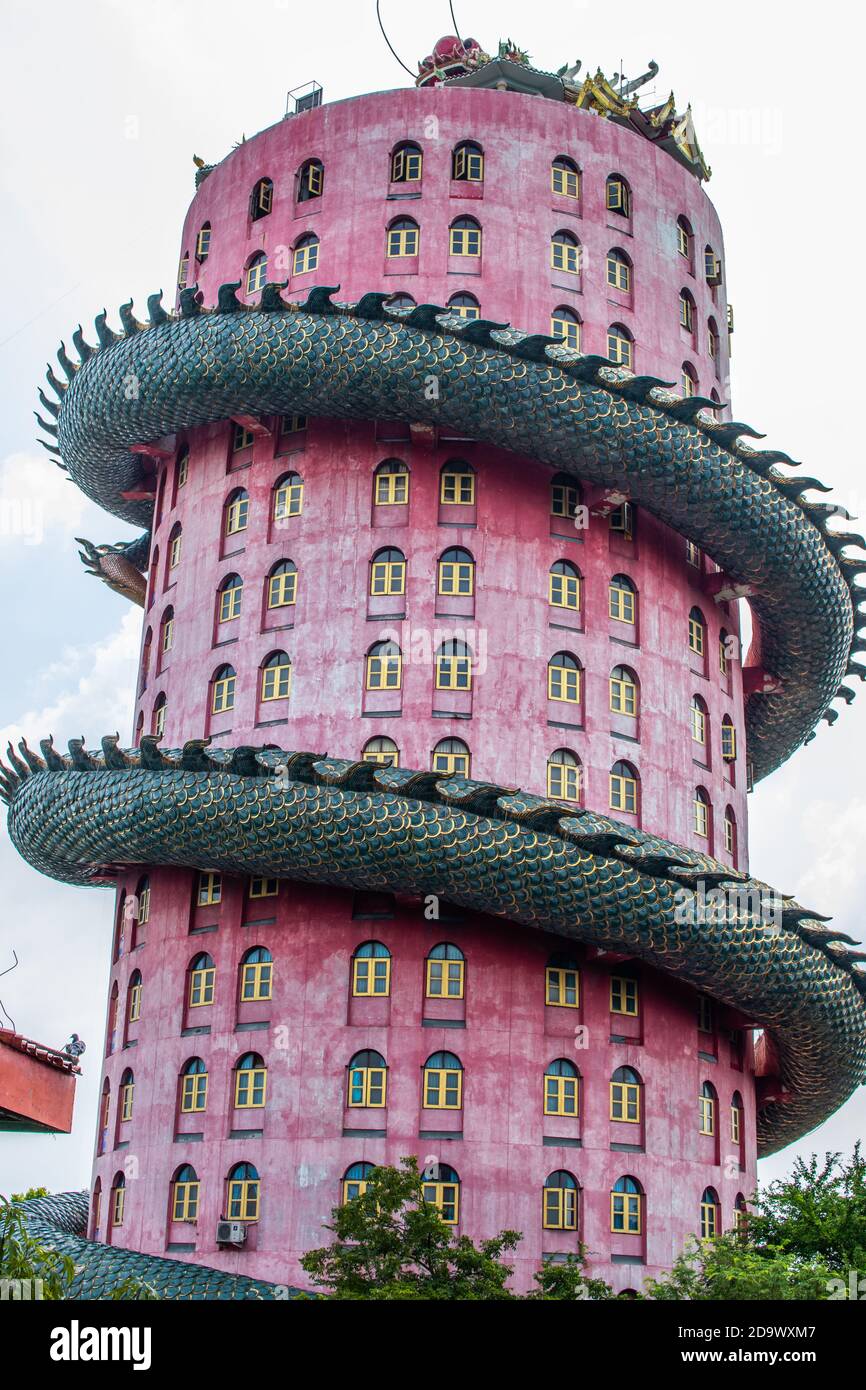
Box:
438;560;474;596
349;1066;387;1107
219;585;242;623
700;1202;717;1240
370;559;405;595
548;663;580;703
610;1192;641;1233
128;983;142;1023
609;773;637;815
544;1074;578;1116
426;958;464;998
212;674;235;713
435;655;472;691
422;1182;458;1224
610;1082;640;1123
609;503;633;539
386;226;419;257
543;1186;577;1230
189;966;215;1007
551;163;579;198
352;956;391;997
375;470;409;505
722;724;737;761
261;663;291;701
197;872;221;906
235;1067;267;1107
423;1067;462;1109
610;976;639;1016
545;965;579;1008
606;180;630;216
228;1179;259;1221
268;570;297;607
688;616;705;655
551;480;579;518
241;962;272;1001
549;571;580;610
169;534;182;569
120;1083;134;1122
449;225;481;257
173;1180;200;1222
610;675;636;716
731;1106;741;1144
440;471;475;505
181;1072;208;1112
366;652;402;690
249;877;278;899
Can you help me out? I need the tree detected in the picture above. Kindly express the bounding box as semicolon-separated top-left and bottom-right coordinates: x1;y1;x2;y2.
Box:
746;1145;866;1274
645;1233;835;1301
0;1194;159;1301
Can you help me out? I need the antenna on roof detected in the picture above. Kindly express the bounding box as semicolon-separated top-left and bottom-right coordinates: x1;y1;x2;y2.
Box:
376;0;416;77
449;1;464;46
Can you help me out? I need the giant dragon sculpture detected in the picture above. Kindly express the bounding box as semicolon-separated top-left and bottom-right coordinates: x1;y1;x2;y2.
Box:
6;282;866;1274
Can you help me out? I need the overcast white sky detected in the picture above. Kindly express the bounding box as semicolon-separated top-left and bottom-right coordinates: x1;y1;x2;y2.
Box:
0;0;863;1196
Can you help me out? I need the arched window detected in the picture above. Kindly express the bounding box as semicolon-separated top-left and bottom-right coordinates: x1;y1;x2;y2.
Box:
606;248;632;292
449;217;481;257
691;695;708;745
734;1193;748;1232
374;459;409;506
366;640;402;690
718;629;730;678
342;1162;374;1203
107;982;119;1051
705;245;722;283
387;292;416;313
607;323;633;368
224;487;249;536
550;473;581;520
551;306;580;350
681;362;698;398
370;546;406;595
98;1079;111;1151
721;716;737;762
438;546;474;595
543;1171;578;1230
700;1187;720;1239
434;638;472;692
431;737;470;777
274;471;304;521
234;1052;267;1108
218;574;243;624
546;954;579;1008
176;446;189;489
180;1057;208;1113
172;1164;200;1222
606;174;631;216
178;253;189;289
351;941;391;997
544;1058;579;1116
447;292;479;320
189;953;215;1008
693;787;711;838
168;522;182;570
680;288;696;332
422;1164;460;1224
611;1176;642;1233
390;142;422;183
298;158;324;201
251;177;273;219
386;217;419;258
686;538;701;568
610;665;638;716
127;970;142;1024
227;1162;260;1221
260;651;291;702
91;1178;102;1237
677;214;693;259
362;736;399;768
267;560;297;610
546;748;581;803
423;1051;463;1109
548;651;581;704
152;692;167;738
293;233;319;276
724;806;737;861
610;1067;641;1123
699;1080;717;1134
426;943;465;998
240;946;273;1001
440;460;475;505
551;230;580;275
452;141;483;181
708;317;720;362
551;156;579;199
233;423;255;453
688;606;706;656
610;975;639;1016
348;1049;387;1107
120;1067;134;1122
160;606;174;655
111;1172;126;1227
211;664;236;714
731;1091;744;1145
246;252;267;295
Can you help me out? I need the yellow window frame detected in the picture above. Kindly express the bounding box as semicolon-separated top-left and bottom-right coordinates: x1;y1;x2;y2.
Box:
261;661;291;701
688;616;705;655
606;179;629;214
423;1067;463;1110
153;702;166;738
189;966;215;1007
363;744;400;768
546;759;581;802
551;162;579;198
227;1178;259;1221
438;560;474;595
120;1082;134;1122
352;956;391;997
700;1201;718;1239
694;796;709;838
391;148;422;182
691;703;706;744
551;312;580;349
225;497;249;535
112;1186;125;1227
544;1074;578;1117
453;146;483;181
731;1106;742;1144
370;559;406;595
423;1181;459;1224
606;254;631;291
425;958;464;998
543;1185;577;1231
610;1081;640;1122
274;479;303;519
348;1065;387;1108
610;674;637;715
246;258;267;294
722;724;737;761
386;226;418;258
607;329;632;368
169;533;182;569
680;294;694;330
173;1180;200;1222
610;976;639;1016
699;1095;715;1134
178;256;189;289
440;470;475;505
551;236;579;274
546;965;579;1008
250;877;278;899
161;617;174;653
181;1071;208;1113
241;961;272;1001
293;240;318;275
375;469;409;505
549;570;580;609
129;983;142;1022
219;584;242;623
610;772;637;814
548;662;580;703
449;224;481;257
268;569;297;609
724;816;735;856
212;674;235;713
435;655;472;691
610;1191;641;1233
366;652;402;690
235;1066;267;1108
431;749;469;776
197;872;221;906
551;481;579;518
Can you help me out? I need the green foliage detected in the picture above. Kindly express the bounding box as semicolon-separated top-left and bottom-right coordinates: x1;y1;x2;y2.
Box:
103;1277;161;1301
0;1196;74;1299
528;1252;616;1301
301;1159;614;1300
645;1234;835;1301
11;1186;50;1202
747;1144;866;1275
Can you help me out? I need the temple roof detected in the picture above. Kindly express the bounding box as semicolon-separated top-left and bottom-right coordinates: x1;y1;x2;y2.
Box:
415;36;711;181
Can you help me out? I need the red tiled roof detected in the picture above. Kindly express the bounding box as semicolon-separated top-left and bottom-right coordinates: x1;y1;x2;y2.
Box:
0;1028;81;1075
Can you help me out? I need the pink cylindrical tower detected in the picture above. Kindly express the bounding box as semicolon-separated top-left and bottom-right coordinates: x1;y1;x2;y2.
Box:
92;48;757;1293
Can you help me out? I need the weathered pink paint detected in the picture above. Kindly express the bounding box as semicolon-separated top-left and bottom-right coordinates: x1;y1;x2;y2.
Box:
91;76;756;1294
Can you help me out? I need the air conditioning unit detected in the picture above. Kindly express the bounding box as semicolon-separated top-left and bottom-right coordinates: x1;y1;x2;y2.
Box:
216;1220;247;1247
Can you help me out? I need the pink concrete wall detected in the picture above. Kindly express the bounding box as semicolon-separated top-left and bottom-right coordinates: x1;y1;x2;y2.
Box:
90;81;755;1293
93;867;757;1292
